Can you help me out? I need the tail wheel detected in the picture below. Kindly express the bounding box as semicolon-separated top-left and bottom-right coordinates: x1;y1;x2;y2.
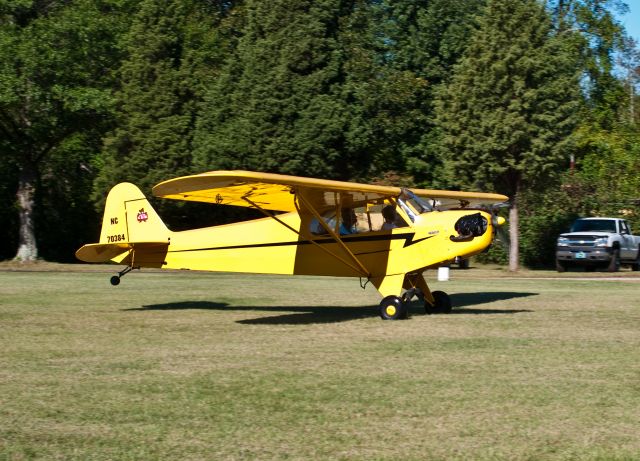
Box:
425;291;452;314
379;296;407;320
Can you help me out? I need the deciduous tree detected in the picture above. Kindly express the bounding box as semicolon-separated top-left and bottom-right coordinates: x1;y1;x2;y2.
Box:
0;0;128;261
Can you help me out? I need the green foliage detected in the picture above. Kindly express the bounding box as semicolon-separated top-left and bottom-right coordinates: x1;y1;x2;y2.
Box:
95;0;224;199
371;0;485;187
383;0;485;81
436;0;581;196
194;0;352;178
548;0;628;127
435;0;582;270
0;155;18;260
517;184;580;267
572;123;640;226
0;0;132;260
0;0;638;265
93;0;237;227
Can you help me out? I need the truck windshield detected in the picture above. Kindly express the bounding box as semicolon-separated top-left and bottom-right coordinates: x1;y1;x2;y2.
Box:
570;219;616;233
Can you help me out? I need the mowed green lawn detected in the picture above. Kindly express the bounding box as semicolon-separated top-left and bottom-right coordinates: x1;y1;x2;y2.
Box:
1;266;639;460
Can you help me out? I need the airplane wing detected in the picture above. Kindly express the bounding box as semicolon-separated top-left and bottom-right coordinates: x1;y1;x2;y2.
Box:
411;188;508;209
152;170;402;212
152;170;507;212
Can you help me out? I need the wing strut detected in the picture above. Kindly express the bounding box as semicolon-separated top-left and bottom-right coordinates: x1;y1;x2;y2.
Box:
242;196;301;236
295;191;371;279
242;194;371;278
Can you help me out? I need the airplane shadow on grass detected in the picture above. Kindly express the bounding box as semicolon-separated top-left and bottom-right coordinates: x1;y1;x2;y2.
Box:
124;291;536;325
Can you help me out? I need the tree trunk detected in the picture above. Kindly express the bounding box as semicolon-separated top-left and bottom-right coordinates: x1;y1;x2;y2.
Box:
14;165;38;262
508;192;519;272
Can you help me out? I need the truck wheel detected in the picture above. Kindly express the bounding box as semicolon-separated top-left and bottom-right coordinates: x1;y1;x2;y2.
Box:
555;259;567;272
632;246;640;271
607;249;620;272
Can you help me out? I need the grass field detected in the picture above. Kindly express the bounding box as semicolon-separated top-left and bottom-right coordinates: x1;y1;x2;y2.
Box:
1;265;640;460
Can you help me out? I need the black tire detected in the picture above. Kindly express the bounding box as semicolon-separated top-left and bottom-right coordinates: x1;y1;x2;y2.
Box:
607;248;620;272
379;295;407;320
632;246;640;272
110;275;121;286
458;258;470;269
555;259;567;273
426;290;452;314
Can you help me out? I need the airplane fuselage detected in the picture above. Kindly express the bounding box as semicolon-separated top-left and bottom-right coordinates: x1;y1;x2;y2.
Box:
154;208;494;280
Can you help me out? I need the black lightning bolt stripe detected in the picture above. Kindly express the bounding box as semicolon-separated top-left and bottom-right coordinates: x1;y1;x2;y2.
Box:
167;233;434;253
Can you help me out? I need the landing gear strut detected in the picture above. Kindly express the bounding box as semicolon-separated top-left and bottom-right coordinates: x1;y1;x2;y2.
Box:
375;273;454;320
110;265;134;286
378;288;453;319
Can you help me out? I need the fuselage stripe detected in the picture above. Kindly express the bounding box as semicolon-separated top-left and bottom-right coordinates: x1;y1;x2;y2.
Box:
167;232;428;253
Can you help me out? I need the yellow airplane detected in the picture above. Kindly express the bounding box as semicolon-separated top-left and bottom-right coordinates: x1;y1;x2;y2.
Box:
76;170;507;320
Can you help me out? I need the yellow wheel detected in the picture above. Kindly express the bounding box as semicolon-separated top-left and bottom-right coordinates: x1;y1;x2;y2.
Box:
379;295;407;320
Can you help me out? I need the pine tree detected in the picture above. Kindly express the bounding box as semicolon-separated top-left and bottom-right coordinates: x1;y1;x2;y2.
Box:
436;0;580;271
94;0;233;209
194;0;365;180
378;0;485;187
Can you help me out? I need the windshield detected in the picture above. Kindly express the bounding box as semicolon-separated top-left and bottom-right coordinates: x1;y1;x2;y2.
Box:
570;219;616;233
400;188;433;214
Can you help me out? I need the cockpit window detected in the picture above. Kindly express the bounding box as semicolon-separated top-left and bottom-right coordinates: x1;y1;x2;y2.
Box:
310;200;408;235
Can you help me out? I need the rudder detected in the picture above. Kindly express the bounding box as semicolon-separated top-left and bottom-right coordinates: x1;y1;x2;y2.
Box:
99;182;170;244
76;183;171;265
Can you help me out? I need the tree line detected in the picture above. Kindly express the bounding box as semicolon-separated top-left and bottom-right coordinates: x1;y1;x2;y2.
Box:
1;0;638;270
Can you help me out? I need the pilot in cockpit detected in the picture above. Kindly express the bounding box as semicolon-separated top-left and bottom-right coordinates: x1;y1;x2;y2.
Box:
381;205;398;230
339;208;358;235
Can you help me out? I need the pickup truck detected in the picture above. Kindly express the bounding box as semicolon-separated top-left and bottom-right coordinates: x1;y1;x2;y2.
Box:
556;217;640;272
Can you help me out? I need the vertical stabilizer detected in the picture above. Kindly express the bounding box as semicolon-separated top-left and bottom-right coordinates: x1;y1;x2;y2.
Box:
76;182;171;265
99;182;170;244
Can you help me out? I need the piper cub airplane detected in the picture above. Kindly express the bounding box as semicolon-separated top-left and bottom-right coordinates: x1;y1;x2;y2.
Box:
76;170;507;320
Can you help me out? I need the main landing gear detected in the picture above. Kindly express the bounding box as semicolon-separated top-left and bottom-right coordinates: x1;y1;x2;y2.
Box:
378;288;452;320
110;265;135;286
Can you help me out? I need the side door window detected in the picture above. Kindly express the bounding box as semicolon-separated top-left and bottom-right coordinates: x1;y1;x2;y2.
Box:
620;221;629;234
620;221;633;255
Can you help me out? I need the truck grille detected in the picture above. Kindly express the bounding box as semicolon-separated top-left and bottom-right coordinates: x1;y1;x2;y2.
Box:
566;236;598;247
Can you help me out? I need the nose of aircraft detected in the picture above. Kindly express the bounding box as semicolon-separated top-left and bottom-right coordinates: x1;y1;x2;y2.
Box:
450;212;489;242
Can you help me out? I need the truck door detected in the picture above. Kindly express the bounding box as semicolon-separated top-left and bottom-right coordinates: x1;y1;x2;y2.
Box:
619;220;634;260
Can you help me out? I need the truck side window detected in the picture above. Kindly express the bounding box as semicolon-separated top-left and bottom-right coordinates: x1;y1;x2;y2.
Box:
621;221;630;234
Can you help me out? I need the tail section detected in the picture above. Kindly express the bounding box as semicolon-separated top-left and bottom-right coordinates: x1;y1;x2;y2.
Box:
76;183;171;267
98;182;169;244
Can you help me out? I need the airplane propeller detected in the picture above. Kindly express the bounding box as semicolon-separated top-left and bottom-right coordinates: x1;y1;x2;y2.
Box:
488;202;510;248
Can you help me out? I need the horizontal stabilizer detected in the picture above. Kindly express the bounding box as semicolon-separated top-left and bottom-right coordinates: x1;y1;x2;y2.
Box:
76;242;169;266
